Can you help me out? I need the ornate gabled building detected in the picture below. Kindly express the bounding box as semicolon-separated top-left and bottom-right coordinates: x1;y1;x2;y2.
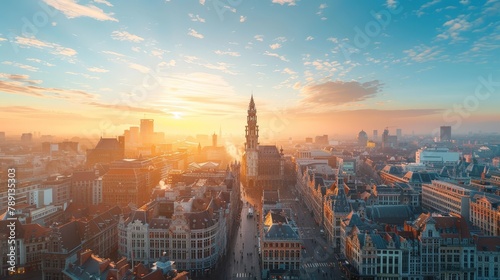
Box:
324;179;351;251
242;95;285;190
261;208;301;279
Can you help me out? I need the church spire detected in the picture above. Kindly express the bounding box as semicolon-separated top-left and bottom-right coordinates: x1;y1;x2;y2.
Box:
245;94;259;150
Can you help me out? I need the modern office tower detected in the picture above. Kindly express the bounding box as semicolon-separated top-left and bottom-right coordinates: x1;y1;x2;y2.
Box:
373;129;378;140
396;128;402;138
440;126;452;142
140;119;154;144
130;126;140;145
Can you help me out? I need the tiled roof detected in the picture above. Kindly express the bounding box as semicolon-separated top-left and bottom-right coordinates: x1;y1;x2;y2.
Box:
258;145;281;158
185;210;215;230
474;236;500;252
94;138;121;150
58;221;84;252
265;223;299;240
22;223;50;240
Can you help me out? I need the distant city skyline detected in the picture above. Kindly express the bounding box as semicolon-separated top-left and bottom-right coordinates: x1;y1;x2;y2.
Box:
1;0;499;138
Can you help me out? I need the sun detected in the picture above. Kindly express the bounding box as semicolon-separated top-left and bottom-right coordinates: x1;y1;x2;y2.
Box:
172;112;182;119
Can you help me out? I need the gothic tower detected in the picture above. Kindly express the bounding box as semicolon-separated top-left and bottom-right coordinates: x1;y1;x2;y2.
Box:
243;95;259;188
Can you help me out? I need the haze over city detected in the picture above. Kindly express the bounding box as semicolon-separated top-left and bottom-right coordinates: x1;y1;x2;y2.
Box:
0;0;499;139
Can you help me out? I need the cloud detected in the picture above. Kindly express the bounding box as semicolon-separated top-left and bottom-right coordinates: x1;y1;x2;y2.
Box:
15;36;77;57
101;50;125;57
94;0;113;7
2;61;39;72
153;72;248;116
254;35;264;42
0;37;7;42
404;44;442;62
306;36;314;41
416;0;441;17
437;15;471;41
188;28;204;39
270;43;281;50
43;0;118;21
66;71;99;79
0;73;96;99
128;62;150;73
189;13;206;23
240;15;247;22
86;102;167;115
299;80;382;107
282;68;296;75
111;31;144;42
386;0;397;8
87;67;109;73
214;50;241;57
199;0;205;5
158;60;176;67
151;48;168;58
272;0;297;6
263;51;289;62
26;58;55;67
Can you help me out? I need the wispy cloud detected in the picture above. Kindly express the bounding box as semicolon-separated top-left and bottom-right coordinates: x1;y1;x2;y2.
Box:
240;15;247;22
86;102;166;115
128;62;150;73
254;35;264;42
386;0;397;9
15;36;77;57
416;0;441;16
403;44;443;62
0;73;96;99
101;50;125;57
43;0;118;21
26;58;55;67
282;68;296;75
2;61;39;72
299;80;383;108
93;0;113;7
270;43;281;50
66;71;100;80
264;51;289;62
214;50;241;57
272;0;297;6
111;31;144;42
87;67;109;73
189;13;206;23
306;36;314;41
188;28;204;39
436;15;471;41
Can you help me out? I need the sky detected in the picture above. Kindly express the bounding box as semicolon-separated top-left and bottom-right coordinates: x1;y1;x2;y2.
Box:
0;0;499;142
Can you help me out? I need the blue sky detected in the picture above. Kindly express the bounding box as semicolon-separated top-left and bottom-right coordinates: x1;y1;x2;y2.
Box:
0;0;499;140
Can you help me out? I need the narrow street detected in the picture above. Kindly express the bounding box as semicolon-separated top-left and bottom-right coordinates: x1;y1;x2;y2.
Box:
226;184;261;280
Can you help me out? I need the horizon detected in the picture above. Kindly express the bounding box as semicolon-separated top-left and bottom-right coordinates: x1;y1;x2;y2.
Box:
1;0;499;140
